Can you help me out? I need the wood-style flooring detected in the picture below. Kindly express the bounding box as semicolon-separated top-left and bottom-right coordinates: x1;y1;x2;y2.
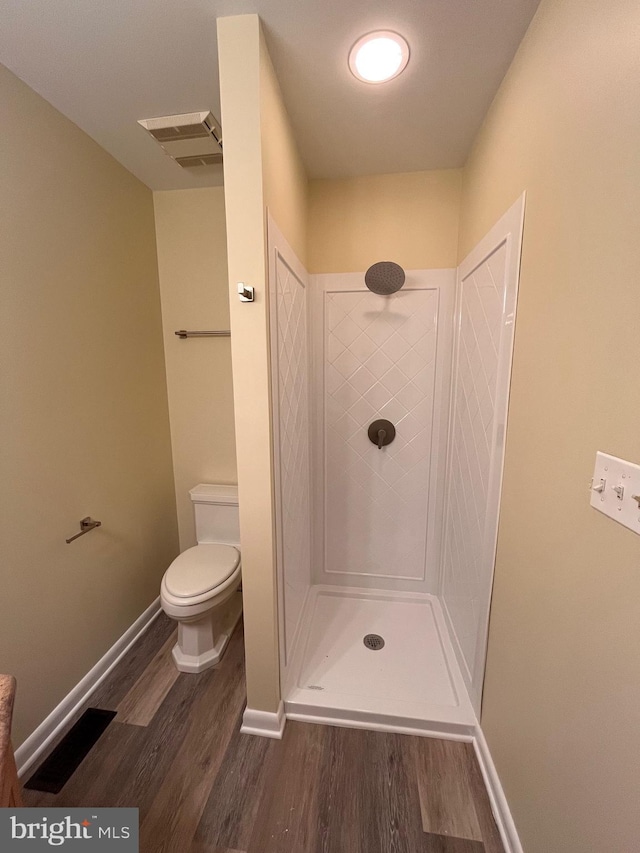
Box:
23;614;504;853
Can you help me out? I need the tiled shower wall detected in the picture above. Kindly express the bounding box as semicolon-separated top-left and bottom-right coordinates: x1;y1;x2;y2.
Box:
271;245;311;667
441;242;508;687
311;272;454;592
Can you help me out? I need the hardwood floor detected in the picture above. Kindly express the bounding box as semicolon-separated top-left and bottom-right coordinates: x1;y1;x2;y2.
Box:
23;614;504;853
116;630;180;726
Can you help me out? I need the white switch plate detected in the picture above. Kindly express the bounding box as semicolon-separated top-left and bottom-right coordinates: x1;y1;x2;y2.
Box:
590;451;640;535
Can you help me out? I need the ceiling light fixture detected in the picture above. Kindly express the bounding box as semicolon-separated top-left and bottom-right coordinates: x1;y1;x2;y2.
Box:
348;31;410;84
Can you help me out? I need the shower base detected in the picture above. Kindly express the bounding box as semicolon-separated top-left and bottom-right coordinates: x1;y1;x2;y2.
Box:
284;585;476;738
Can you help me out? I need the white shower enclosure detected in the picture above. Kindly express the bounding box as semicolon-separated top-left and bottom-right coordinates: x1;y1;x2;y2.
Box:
268;197;525;734
311;272;453;594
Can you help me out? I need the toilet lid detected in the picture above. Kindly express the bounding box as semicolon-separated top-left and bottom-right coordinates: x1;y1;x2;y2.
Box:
164;544;240;598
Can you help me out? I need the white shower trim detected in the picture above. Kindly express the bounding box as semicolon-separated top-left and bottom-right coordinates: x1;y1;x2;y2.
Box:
440;593;472;684
240;701;285;739
15;595;162;779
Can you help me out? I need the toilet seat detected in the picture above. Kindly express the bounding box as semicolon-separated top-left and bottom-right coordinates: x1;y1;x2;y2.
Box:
165;544;240;598
160;545;242;608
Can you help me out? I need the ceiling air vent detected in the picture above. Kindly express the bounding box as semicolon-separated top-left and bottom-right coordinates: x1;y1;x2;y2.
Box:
137;111;222;168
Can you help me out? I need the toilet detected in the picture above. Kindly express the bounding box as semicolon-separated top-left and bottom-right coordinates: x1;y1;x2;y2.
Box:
161;484;242;673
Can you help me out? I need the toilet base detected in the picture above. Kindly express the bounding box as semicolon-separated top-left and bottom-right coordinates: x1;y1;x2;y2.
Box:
172;591;243;674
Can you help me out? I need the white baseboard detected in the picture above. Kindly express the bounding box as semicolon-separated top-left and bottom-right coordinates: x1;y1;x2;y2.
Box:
15;596;162;779
240;701;286;739
473;725;523;853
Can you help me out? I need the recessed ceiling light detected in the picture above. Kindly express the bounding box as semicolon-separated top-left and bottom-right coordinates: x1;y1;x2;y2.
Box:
348;31;410;84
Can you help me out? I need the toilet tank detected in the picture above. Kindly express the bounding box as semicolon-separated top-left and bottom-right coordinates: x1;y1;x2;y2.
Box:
189;484;240;547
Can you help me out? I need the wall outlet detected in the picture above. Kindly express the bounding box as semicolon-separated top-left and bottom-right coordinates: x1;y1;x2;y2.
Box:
590;451;640;535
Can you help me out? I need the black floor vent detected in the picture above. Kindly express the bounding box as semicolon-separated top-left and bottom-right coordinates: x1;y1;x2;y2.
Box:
24;708;116;794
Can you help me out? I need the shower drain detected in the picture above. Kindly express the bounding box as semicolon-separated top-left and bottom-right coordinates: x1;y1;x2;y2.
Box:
363;633;385;651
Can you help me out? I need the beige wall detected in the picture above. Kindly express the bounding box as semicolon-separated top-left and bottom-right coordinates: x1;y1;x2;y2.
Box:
153;188;237;550
218;15;308;713
308;169;461;273
0;65;178;747
260;47;309;267
458;2;640;851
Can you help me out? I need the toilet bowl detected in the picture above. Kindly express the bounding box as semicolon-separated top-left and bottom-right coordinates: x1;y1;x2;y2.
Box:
160;484;243;673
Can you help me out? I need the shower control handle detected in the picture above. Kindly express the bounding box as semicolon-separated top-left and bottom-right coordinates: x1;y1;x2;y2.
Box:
368;419;396;450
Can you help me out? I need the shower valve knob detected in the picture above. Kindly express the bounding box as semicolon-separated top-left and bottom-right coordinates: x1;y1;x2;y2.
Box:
368;419;396;449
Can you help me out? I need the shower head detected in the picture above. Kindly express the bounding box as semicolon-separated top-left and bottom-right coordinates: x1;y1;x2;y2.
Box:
364;261;406;295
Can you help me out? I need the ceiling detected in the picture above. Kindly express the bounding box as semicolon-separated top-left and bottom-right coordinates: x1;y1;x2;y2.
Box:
0;0;541;190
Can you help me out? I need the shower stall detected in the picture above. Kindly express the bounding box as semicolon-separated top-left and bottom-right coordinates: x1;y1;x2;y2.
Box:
269;198;524;736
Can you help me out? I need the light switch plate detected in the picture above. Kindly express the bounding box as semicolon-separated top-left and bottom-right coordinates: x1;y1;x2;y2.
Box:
590;451;640;535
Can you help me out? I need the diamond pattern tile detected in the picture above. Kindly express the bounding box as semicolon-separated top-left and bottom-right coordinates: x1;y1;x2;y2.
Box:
324;290;439;580
274;255;310;663
441;243;507;679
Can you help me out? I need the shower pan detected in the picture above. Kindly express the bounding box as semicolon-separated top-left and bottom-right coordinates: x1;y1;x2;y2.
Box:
268;197;525;736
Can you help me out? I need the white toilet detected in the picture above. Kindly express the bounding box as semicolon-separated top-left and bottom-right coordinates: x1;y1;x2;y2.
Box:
161;484;242;673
